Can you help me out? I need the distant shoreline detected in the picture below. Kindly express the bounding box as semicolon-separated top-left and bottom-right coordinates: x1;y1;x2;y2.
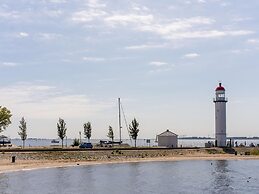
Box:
1;147;259;173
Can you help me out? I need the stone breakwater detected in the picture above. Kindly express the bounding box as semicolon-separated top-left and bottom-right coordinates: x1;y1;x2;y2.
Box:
1;147;258;162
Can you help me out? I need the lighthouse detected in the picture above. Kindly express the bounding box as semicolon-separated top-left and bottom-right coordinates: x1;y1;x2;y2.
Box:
213;83;227;147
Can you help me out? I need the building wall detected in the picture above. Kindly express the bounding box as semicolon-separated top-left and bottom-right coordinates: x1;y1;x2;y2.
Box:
157;136;178;148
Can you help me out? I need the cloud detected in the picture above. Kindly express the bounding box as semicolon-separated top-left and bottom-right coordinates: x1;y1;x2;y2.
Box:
148;61;174;74
125;43;166;50
229;49;250;54
82;56;128;62
38;33;62;40
149;61;168;67
105;14;154;26
232;17;253;22
183;53;200;58
148;68;172;74
43;10;64;17
18;32;29;38
138;16;254;40
164;30;254;40
0;11;20;19
87;0;106;8
197;0;206;3
71;9;107;22
247;39;259;44
0;62;19;67
0;83;113;119
82;57;105;62
46;0;67;3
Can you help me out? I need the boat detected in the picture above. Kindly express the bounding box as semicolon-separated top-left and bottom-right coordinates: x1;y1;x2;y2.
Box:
51;139;59;143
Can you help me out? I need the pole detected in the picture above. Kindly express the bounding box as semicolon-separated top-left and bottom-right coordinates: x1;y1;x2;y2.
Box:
79;131;81;143
118;98;122;143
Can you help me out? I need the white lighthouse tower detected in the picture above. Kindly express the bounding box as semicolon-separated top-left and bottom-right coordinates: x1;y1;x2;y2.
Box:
213;83;227;147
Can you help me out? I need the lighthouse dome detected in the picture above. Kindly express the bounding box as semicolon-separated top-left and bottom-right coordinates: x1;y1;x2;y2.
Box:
215;83;225;91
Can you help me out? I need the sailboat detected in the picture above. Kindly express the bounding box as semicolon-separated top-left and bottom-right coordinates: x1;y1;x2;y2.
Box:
117;98;132;145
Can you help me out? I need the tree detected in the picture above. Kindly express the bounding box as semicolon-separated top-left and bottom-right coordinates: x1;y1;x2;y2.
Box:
83;122;92;143
129;118;139;147
0;106;12;133
107;126;114;142
57;118;67;148
18;117;27;148
72;138;80;146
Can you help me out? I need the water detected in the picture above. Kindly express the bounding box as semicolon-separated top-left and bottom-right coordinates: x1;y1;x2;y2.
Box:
1;160;259;194
10;138;259;147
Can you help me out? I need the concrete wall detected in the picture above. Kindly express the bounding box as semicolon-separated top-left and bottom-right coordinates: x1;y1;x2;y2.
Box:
215;102;226;147
157;136;178;148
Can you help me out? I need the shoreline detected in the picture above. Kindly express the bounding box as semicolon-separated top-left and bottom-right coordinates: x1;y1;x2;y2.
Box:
1;154;259;174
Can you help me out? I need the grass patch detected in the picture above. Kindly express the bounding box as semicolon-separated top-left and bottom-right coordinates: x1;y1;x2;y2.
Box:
250;149;259;155
206;149;224;154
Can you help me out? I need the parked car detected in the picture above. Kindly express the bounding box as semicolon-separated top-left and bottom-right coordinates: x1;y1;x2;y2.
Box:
79;142;93;149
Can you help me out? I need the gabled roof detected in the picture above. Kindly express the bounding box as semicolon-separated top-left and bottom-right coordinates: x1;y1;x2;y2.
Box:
158;129;178;137
0;135;9;139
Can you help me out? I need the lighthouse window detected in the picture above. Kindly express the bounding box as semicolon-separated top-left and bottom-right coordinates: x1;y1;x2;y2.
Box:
218;94;225;98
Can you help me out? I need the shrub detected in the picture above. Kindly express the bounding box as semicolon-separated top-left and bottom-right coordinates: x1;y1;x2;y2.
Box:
72;138;80;146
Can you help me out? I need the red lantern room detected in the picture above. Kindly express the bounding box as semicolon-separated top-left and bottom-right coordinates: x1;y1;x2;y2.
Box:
215;83;225;91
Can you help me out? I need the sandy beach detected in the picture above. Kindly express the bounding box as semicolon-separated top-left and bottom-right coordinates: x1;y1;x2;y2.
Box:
1;147;259;173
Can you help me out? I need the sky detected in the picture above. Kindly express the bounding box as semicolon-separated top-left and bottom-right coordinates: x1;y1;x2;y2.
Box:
1;0;259;139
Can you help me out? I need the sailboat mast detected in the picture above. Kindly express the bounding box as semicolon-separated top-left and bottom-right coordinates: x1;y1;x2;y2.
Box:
118;98;122;143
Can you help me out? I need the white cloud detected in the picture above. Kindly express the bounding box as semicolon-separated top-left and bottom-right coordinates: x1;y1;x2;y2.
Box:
247;39;259;44
125;43;166;50
197;0;206;3
0;11;20;19
138;16;213;34
83;57;105;62
38;33;62;40
105;14;154;26
229;49;250;54
0;62;19;67
183;53;200;58
44;10;63;17
164;30;254;40
138;16;254;40
148;68;172;74
149;61;168;67
87;0;106;8
47;0;67;3
18;32;29;38
0;83;113;119
72;9;107;22
148;61;174;74
232;17;252;22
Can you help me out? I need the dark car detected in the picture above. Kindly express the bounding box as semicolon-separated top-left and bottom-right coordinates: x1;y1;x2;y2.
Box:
79;142;93;149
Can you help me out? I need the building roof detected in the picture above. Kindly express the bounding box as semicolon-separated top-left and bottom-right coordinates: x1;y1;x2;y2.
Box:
215;83;225;91
0;135;8;139
158;129;178;137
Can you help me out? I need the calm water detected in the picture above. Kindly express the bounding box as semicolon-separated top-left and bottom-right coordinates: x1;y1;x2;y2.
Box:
1;160;259;194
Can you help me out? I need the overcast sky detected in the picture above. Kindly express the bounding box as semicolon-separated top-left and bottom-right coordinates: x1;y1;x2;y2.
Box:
1;0;259;139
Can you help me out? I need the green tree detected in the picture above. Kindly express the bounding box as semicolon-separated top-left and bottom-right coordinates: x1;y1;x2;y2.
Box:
107;126;114;142
72;138;80;146
83;122;92;143
18;117;27;148
57;118;67;148
129;118;139;147
0;106;12;133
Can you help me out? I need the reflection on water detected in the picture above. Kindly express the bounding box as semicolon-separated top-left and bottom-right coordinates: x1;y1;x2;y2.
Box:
1;160;259;194
212;160;233;193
